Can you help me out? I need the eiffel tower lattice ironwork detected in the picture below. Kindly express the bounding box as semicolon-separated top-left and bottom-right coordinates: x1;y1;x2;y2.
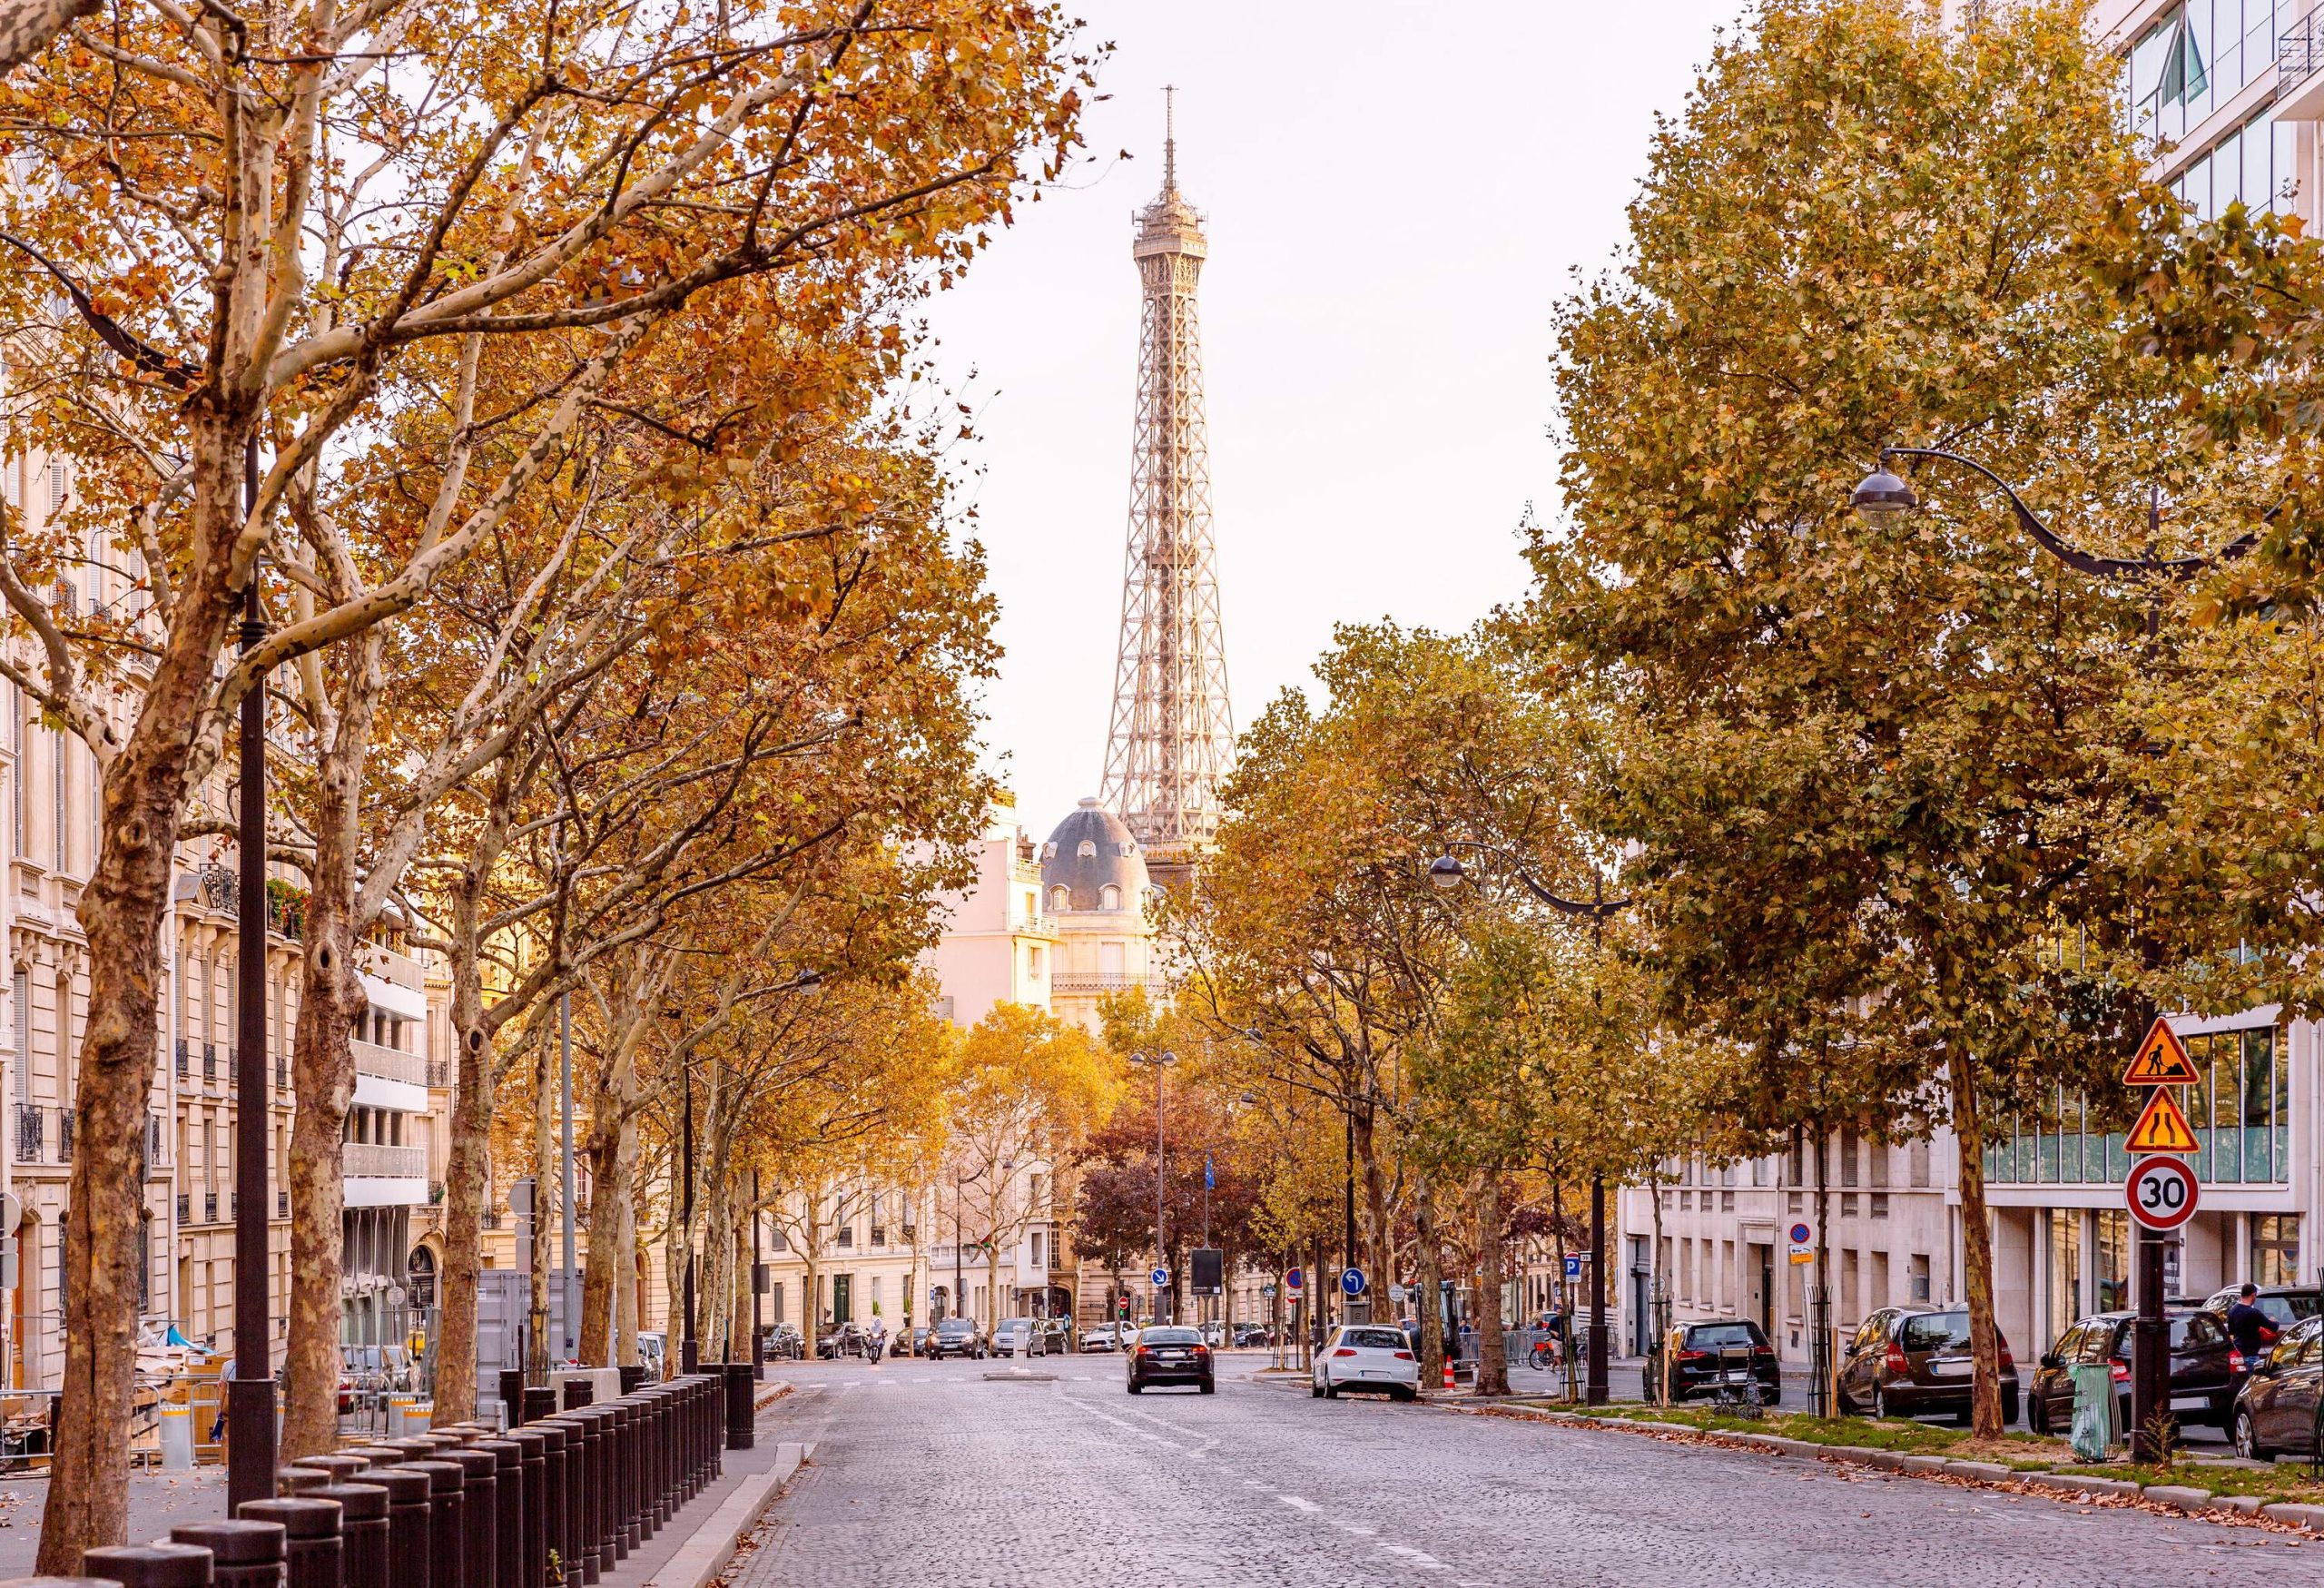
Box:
1099;90;1234;881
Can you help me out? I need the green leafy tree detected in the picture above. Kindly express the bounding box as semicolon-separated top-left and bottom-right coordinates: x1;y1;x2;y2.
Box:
1530;0;2189;1438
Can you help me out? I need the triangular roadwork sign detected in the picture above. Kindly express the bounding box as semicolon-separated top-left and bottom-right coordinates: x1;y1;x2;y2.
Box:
2124;1086;2200;1154
2123;1018;2201;1087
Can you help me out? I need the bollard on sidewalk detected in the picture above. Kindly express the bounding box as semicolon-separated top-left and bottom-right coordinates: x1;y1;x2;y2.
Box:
168;1519;286;1588
236;1495;343;1588
77;1544;213;1587
312;1484;388;1588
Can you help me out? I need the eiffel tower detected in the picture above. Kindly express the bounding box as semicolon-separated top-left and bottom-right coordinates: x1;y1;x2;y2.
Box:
1098;90;1234;889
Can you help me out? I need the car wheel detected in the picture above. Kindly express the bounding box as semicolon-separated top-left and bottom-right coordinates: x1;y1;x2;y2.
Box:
1324;1379;1339;1399
2002;1393;2019;1427
2235;1406;2269;1461
1310;1378;1324;1398
1870;1386;1887;1421
1392;1386;1415;1404
1199;1381;1216;1395
1128;1381;1142;1396
2027;1396;2047;1436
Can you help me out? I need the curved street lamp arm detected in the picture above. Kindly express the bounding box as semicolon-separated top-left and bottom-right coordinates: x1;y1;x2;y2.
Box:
1880;446;2253;580
1435;839;1630;920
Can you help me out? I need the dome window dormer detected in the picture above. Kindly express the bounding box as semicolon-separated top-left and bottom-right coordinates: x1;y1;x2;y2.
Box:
1099;884;1121;912
1049;885;1069;912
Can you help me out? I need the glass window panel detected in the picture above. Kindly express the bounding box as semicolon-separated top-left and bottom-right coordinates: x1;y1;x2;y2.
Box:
2245;113;2272;216
2214;130;2242;213
2048;1208;2083;1348
2094;1210;2130;1313
2270;1027;2290;1180
2186;153;2212;222
2276;118;2298;213
2243;1027;2274;1181
2210;1036;2240;1180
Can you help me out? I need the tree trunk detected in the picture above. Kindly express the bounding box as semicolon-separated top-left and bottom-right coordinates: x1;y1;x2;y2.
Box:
39;418;251;1572
1352;1106;1391;1299
436;886;497;1422
279;871;367;1457
530;1029;555;1378
1950;1056;2005;1440
1475;1173;1509;1396
1415;1176;1443;1391
578;1113;625;1366
614;1119;642;1366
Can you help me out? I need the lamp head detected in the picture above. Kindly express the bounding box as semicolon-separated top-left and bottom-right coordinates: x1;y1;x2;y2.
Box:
1850;458;1919;528
1427;853;1466;893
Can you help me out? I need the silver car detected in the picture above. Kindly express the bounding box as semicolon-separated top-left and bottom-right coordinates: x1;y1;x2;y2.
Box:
991;1317;1048;1357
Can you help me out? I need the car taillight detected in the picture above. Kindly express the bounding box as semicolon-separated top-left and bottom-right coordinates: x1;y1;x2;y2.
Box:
2110;1359;2130;1384
2230;1349;2247;1373
1333;1347;1358;1357
1393;1350;1413;1360
1194;1346;1210;1356
1753;1347;1775;1359
1884;1343;1908;1375
1137;1346;1152;1357
1997;1343;2014;1370
1675;1349;1707;1364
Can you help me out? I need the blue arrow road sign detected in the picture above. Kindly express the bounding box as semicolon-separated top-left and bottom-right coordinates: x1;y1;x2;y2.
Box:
1150;1267;1170;1287
1340;1267;1366;1297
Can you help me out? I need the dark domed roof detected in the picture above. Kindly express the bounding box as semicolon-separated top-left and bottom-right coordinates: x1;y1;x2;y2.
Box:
1039;798;1148;912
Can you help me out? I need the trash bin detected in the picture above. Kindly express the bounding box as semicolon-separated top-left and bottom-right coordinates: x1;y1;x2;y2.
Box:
2069;1361;2116;1462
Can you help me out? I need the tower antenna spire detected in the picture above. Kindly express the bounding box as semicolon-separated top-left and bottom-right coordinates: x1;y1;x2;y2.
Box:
1163;84;1177;192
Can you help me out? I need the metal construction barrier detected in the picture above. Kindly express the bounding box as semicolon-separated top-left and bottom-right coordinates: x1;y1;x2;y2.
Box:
6;1369;735;1588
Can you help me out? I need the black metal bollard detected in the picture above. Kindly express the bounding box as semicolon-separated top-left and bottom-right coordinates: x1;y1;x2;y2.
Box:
523;1388;558;1425
448;1449;497;1588
575;1406;615;1565
0;1578;121;1588
312;1485;388;1588
345;1468;430;1588
339;1446;409;1471
616;1366;647;1395
724;1362;754;1452
559;1380;592;1411
77;1544;213;1587
277;1469;333;1497
238;1496;343;1588
403;1459;466;1588
610;1403;638;1553
168;1520;286;1588
379;1438;440;1466
474;1440;524;1588
293;1456;371;1485
532;1423;590;1581
527;1423;566;1588
500;1370;527;1430
503;1427;548;1588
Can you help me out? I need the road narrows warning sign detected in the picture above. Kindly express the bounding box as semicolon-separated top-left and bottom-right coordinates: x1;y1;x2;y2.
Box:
2124;1086;2200;1154
2122;1017;2201;1087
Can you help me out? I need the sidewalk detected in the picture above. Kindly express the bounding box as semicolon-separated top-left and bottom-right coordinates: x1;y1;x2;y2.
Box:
0;1385;807;1582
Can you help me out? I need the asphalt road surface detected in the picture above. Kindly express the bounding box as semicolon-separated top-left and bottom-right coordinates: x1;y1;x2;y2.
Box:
724;1355;2307;1588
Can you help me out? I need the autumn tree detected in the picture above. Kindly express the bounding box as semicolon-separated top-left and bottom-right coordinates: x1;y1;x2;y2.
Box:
1530;0;2197;1439
0;0;1089;1558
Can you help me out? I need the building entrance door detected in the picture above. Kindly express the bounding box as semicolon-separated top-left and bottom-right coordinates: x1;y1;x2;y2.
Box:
832;1273;852;1326
1748;1243;1774;1337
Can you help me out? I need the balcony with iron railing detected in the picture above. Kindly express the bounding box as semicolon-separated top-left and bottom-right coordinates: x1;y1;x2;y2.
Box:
2281;11;2324;122
1051;971;1165;997
344;1142;427;1179
358;938;425;991
351;1039;425;1087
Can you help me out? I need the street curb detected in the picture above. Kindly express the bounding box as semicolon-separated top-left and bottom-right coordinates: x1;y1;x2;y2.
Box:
641;1439;813;1588
1470;1406;2322;1538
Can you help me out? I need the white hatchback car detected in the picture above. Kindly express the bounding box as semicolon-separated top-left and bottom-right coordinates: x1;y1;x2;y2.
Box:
1311;1324;1420;1401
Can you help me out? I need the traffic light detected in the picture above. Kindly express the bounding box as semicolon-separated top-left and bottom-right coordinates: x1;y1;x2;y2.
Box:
1116;1294;1130;1319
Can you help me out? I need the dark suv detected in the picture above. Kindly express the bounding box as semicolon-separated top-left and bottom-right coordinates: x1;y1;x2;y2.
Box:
1652;1319;1781;1404
1837;1307;2019;1425
2024;1309;2233;1435
2232;1316;2324;1459
927;1317;986;1359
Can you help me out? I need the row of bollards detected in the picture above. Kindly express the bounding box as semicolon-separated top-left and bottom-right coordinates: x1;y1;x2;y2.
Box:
13;1364;757;1588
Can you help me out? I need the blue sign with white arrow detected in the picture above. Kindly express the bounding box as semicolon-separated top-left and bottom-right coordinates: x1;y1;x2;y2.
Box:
1150;1267;1170;1288
1340;1266;1366;1297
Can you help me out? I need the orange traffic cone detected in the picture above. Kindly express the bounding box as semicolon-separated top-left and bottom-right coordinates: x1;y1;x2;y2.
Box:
1443;1356;1455;1390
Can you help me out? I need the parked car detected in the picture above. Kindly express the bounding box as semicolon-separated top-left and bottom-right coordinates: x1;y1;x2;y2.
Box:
2232;1315;2324;1459
1233;1323;1273;1348
816;1323;872;1360
1200;1322;1225;1347
907;1327;931;1358
928;1318;986;1359
1080;1324;1122;1353
1648;1318;1783;1406
2198;1284;2323;1362
1128;1326;1216;1394
1836;1307;2016;1425
1311;1323;1418;1401
763;1323;804;1361
991;1317;1048;1358
2025;1309;2234;1435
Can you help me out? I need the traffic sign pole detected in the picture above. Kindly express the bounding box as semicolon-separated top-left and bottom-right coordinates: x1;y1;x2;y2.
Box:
2122;1016;2195;1464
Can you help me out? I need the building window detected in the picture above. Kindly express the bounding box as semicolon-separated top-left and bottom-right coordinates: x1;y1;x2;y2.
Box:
1049;885;1069;911
1030;1230;1044;1267
1907;1252;1931;1304
1077;840;1096;858
2253;1213;2301;1287
1028;946;1044;978
1099;884;1120;911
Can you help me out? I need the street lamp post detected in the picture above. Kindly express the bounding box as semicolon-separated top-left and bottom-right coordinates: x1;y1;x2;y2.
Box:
1128;1050;1177;1322
680;1066;697;1374
227;440;274;1515
1429;843;1628;1406
1848;444;2250;1458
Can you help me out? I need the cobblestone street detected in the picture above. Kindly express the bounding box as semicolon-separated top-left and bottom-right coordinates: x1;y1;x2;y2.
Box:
727;1356;2309;1588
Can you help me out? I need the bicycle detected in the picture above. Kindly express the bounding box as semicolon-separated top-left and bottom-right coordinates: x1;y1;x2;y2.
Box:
1525;1336;1561;1372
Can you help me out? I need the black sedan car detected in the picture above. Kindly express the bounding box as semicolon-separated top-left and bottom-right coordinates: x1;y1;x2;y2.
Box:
1127;1326;1215;1395
2233;1315;2323;1459
926;1318;986;1359
1652;1319;1781;1405
1836;1307;2018;1425
2024;1309;2233;1435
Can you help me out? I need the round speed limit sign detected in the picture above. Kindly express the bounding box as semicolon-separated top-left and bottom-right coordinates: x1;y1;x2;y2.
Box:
2125;1155;2199;1232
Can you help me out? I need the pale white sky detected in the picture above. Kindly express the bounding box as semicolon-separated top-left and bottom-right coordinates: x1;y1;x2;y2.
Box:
923;1;1748;841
